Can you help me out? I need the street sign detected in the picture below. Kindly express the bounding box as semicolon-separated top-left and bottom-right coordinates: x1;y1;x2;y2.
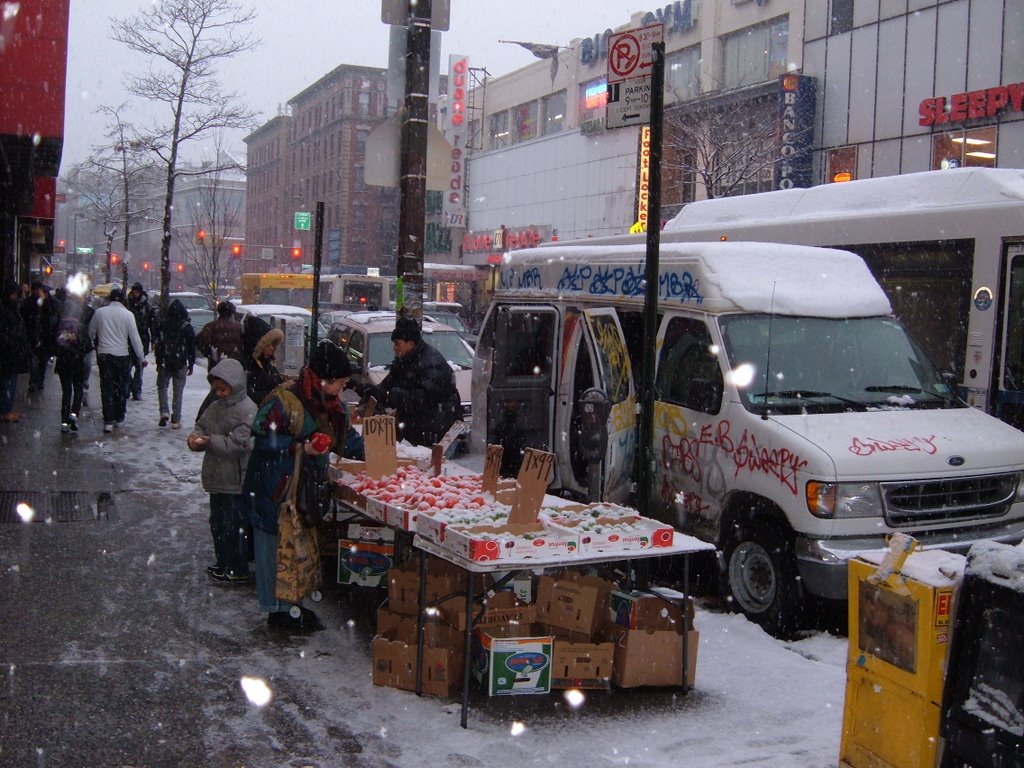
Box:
75;247;94;255
294;211;311;231
606;23;662;129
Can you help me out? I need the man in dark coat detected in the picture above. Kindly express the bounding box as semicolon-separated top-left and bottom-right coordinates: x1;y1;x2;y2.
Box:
360;316;462;446
126;282;157;400
195;301;244;369
20;282;58;392
0;282;31;422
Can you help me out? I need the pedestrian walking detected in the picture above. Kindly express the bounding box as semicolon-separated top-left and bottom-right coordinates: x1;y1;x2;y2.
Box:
153;298;197;429
187;358;256;584
0;282;31;423
357;316;463;447
126;282;158;401
53;290;94;433
87;288;145;434
243;341;360;633
20;282;59;393
195;301;244;369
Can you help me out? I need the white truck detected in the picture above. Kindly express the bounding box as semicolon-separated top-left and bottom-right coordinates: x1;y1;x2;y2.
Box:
469;240;1024;637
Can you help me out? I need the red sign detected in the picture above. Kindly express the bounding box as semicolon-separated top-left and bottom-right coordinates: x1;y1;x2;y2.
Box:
462;225;546;254
919;82;1024;126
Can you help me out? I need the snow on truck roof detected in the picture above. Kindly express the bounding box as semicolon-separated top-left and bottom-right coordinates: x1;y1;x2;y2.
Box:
663;167;1024;232
498;240;892;318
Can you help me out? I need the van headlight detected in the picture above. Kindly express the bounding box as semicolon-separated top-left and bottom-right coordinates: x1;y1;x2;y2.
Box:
806;481;882;519
1017;472;1024;503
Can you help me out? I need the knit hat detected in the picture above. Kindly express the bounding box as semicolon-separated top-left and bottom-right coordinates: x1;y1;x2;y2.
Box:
391;317;421;344
309;340;352;379
131;282;144;293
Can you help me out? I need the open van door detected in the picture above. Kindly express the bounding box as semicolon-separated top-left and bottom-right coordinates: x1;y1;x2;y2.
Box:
563;308;635;502
483;305;559;476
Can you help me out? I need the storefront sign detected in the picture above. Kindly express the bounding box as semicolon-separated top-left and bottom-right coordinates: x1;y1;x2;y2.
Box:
463;225;551;260
635;125;651;229
581;1;694;65
919;82;1024;126
775;73;815;190
443;54;469;227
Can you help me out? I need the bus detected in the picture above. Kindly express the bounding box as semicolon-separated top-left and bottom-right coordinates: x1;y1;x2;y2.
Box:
317;272;395;312
628;168;1024;431
239;273;315;308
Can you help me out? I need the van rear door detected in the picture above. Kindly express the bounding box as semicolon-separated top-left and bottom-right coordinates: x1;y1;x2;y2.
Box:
484;305;559;476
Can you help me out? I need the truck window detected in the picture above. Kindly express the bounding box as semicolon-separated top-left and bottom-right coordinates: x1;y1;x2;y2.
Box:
656;317;723;414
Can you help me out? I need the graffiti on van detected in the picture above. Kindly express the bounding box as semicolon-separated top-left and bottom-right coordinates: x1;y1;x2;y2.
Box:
660;418;809;496
848;434;939;456
502;261;705;305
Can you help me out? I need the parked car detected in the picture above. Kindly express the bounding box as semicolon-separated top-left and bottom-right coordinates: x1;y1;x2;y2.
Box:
325;310;474;431
168;291;213;311
186;308;215;332
423;301;478;348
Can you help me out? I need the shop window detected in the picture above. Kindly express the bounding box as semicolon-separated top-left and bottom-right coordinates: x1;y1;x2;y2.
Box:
826;146;857;183
931;127;998;170
579;77;608;124
541;90;566;135
663;147;696;208
722;17;790;90
665;46;701;104
489;110;510;148
514;101;538;142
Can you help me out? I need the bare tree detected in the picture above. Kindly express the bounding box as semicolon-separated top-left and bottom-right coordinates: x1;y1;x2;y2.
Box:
92;105;160;284
662;86;781;202
111;0;258;308
63;150;155;286
175;141;245;303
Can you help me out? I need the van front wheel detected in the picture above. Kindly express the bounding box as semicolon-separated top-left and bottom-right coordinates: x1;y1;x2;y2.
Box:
722;522;803;639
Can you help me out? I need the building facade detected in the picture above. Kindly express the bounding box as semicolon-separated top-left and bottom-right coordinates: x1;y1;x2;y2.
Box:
461;0;1023;266
244;64;399;274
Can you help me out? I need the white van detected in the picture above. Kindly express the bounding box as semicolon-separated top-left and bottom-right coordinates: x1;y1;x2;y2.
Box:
470;241;1024;637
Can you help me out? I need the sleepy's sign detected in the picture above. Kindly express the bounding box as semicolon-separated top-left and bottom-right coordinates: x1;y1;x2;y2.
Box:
919;82;1024;126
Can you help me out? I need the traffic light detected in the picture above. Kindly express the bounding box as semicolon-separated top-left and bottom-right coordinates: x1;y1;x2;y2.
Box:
197;228;206;244
231;243;242;257
43;265;53;276
110;253;120;265
291;246;302;259
176;263;185;273
142;261;151;271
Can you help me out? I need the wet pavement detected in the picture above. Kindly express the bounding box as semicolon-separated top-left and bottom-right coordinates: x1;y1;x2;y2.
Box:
0;365;849;768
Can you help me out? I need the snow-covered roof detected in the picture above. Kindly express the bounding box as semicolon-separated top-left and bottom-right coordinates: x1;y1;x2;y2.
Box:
498;240;892;317
664;167;1024;232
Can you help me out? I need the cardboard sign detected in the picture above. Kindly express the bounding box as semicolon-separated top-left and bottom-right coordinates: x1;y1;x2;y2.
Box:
363;396;378;418
363;415;397;479
435;419;468;454
508;448;554;525
482;444;503;494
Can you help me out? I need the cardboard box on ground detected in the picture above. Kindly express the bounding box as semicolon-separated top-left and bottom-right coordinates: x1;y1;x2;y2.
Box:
340;436;698;695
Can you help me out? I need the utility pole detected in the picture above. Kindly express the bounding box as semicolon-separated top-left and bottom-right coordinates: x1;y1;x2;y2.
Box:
395;0;431;324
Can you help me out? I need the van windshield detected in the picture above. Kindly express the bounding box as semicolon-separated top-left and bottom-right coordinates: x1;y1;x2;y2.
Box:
718;314;959;415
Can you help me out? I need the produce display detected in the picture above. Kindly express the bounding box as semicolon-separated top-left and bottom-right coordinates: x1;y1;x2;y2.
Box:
333;462;676;561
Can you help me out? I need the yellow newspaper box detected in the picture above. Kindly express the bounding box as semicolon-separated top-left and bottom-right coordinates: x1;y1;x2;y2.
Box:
839;534;965;768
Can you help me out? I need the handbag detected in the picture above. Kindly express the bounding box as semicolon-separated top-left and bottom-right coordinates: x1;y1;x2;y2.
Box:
296;452;330;528
275;450;322;604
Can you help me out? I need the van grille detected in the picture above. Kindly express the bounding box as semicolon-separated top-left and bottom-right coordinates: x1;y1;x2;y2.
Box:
881;473;1019;526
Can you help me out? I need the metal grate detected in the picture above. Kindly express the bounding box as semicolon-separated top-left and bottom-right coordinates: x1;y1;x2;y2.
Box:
0;491;114;524
882;473;1018;526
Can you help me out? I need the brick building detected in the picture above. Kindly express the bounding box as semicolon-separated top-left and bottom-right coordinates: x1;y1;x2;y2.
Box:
244;64;399;274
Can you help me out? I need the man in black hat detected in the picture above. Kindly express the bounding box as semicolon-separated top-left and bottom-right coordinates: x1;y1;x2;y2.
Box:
360;316;462;447
126;282;157;400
